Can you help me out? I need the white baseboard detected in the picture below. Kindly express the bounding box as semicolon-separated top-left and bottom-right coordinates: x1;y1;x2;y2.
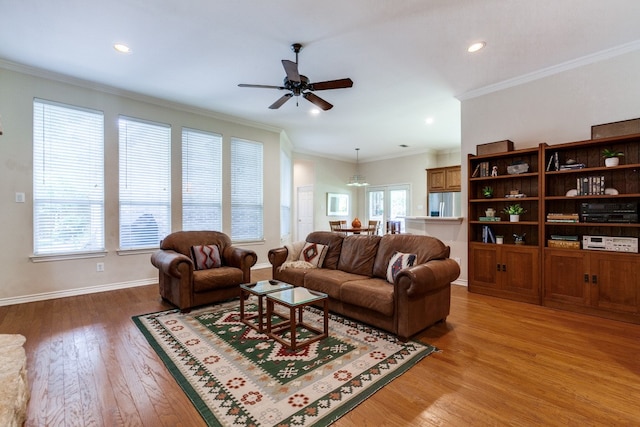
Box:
0;278;156;307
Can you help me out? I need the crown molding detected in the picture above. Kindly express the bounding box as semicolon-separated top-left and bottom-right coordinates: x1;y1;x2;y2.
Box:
457;39;640;101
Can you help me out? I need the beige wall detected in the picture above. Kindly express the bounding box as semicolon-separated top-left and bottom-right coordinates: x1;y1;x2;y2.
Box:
0;66;282;303
460;49;640;283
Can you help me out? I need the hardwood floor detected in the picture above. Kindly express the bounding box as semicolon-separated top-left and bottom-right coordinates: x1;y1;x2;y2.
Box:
1;269;639;426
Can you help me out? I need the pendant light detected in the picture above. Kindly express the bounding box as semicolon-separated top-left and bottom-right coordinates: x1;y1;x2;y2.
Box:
347;148;369;186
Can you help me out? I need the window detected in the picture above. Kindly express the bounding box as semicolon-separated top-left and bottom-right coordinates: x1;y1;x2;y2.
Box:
231;138;263;241
280;149;292;241
182;128;222;231
119;116;171;249
33;99;104;256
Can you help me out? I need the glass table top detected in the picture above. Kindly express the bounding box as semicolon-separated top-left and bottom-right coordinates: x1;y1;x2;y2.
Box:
240;280;293;295
267;287;327;306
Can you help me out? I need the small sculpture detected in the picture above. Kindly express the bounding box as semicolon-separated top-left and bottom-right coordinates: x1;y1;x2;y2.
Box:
513;233;526;245
491;166;498;176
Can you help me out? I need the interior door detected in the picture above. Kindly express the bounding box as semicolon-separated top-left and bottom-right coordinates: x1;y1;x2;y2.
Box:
296;185;314;241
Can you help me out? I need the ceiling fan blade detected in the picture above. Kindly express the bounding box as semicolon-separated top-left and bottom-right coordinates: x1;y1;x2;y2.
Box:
281;60;301;83
269;93;293;109
303;92;333;111
309;78;353;91
238;83;285;89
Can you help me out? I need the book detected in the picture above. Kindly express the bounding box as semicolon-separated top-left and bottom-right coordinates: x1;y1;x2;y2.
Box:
550;235;579;241
479;216;501;221
472;163;481;178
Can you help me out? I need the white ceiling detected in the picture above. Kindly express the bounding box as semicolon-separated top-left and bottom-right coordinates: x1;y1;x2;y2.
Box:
2;0;640;162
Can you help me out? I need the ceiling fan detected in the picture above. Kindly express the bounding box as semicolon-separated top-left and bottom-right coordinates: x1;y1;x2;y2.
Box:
238;43;353;111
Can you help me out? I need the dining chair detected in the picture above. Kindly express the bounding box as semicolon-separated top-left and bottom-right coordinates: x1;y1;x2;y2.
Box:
386;220;401;234
329;220;347;235
366;220;380;235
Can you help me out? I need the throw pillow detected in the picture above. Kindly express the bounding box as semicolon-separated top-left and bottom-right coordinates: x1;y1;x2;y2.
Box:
190;244;222;270
386;251;417;283
298;241;328;268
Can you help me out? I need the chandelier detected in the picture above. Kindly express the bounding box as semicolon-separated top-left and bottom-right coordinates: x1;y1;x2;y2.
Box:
346;148;369;187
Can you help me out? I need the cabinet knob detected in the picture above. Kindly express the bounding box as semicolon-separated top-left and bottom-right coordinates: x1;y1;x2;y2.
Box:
502;264;506;272
584;274;589;283
592;275;598;284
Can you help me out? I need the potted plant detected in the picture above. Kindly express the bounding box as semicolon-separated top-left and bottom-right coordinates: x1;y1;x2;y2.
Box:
602;148;624;167
503;204;526;222
482;186;494;198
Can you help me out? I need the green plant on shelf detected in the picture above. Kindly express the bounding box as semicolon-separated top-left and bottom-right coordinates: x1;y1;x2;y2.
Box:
503;204;526;215
602;148;624;158
482;186;493;198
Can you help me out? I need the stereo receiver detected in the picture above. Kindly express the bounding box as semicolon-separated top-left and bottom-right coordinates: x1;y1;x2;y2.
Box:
582;236;638;253
580;202;638;223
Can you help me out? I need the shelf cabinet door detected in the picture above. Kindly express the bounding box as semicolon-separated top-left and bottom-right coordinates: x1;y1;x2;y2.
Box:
469;244;499;289
590;252;639;314
502;245;539;297
544;249;589;306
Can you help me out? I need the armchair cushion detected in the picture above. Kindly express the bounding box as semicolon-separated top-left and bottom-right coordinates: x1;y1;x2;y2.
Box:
190;244;222;270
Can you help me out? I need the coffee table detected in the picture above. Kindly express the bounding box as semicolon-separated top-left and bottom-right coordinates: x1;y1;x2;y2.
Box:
239;280;294;333
266;287;329;351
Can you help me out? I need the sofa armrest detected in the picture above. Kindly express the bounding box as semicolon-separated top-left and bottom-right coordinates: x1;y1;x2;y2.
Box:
223;246;258;269
151;249;194;278
268;247;288;268
396;258;460;297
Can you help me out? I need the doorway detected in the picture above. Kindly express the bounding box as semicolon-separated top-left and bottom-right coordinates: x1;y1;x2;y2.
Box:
366;184;410;234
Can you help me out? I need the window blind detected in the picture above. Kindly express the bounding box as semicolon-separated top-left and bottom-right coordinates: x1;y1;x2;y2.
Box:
280;149;292;240
182;128;222;231
118;116;171;249
33;99;105;255
230;138;263;241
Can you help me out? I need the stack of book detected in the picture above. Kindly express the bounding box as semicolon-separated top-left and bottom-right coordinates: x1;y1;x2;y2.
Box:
547;213;579;223
479;216;501;221
482;225;496;243
577;176;605;195
472;161;491;177
559;163;586;170
548;234;580;249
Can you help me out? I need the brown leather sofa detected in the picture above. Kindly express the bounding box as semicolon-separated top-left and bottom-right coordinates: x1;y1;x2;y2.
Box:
268;231;460;341
151;231;257;311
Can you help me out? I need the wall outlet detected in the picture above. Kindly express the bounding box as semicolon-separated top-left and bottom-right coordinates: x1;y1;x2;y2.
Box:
96;262;105;272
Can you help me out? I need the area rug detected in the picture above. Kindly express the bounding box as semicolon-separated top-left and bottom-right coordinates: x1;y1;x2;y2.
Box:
133;299;437;427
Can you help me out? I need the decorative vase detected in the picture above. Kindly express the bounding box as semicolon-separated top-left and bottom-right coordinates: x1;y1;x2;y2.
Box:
605;157;619;167
509;214;520;222
485;208;496;217
352;217;361;228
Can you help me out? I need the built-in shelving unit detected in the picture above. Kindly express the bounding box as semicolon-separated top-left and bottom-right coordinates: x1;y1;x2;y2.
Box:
467;134;640;324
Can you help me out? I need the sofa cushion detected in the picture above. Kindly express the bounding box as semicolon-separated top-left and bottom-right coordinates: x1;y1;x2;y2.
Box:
298;242;328;268
192;266;243;292
304;269;368;300
304;231;344;270
340;278;395;317
386;251;417;283
338;235;381;276
373;234;450;279
190;244;222;270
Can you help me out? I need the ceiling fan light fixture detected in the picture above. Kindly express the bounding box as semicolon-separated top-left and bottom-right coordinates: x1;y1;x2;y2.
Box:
346;148;369;187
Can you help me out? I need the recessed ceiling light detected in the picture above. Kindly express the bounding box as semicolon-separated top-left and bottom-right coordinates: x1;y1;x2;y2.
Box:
113;43;132;54
467;41;486;53
425;117;434;125
310;108;321;116
399;144;409;148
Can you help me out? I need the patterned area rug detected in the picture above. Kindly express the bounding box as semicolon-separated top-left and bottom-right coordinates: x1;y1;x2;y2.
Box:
133;298;437;427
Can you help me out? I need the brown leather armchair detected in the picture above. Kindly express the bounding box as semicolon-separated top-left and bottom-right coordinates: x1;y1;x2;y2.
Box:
151;231;257;311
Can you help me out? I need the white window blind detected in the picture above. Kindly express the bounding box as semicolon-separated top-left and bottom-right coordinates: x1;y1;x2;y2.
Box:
182;128;222;231
231;138;263;241
33;99;105;255
280;149;292;240
119;116;171;249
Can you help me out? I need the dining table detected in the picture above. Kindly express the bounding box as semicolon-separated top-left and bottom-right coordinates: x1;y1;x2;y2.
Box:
336;227;370;235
